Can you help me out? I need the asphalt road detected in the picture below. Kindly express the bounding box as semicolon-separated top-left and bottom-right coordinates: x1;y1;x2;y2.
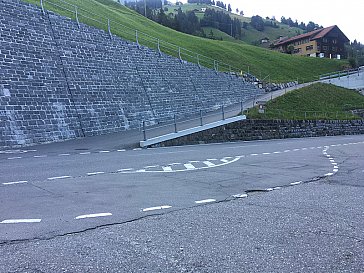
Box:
0;134;363;272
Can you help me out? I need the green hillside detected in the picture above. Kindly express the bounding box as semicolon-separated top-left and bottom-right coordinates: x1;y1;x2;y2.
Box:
23;0;346;82
246;83;364;120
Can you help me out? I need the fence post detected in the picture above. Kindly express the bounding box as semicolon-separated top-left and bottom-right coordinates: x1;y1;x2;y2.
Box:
178;47;182;62
221;105;225;120
135;30;140;48
197;54;200;67
142;121;146;141
240;101;243;113
107;19;112;39
200;110;203;126
40;0;45;15
157;39;161;55
75;6;80;28
174;115;177;133
216;62;219;72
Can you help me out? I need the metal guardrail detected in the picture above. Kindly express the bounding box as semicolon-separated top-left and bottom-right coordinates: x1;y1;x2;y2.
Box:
319;68;363;80
141;102;247;141
40;0;249;76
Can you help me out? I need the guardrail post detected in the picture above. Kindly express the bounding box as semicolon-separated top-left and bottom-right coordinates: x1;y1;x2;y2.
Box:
157;39;161;56
108;19;112;39
200;110;203;126
40;0;45;15
135;30;140;48
221;105;225;120
142;121;146;141
75;6;80;28
178;47;182;62
174;115;178;133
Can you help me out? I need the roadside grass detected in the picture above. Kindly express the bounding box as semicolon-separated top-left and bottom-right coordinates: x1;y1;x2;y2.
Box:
245;83;364;120
23;0;346;82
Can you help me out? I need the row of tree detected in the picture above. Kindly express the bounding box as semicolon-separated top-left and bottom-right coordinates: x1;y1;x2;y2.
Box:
280;16;322;33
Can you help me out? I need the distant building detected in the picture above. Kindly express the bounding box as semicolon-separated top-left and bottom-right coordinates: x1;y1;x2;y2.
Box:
201;8;207;12
272;25;350;59
260;37;270;44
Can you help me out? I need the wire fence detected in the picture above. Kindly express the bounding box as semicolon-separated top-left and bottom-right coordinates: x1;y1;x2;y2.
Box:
40;0;248;75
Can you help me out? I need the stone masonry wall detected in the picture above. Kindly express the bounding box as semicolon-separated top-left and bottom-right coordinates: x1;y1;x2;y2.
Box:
158;119;364;147
0;0;264;147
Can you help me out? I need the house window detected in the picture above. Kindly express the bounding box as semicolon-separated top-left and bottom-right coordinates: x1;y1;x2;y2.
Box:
332;39;337;44
306;45;314;51
323;46;328;50
323;38;328;43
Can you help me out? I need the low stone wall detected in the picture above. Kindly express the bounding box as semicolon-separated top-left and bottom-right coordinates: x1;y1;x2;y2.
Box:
156;119;364;147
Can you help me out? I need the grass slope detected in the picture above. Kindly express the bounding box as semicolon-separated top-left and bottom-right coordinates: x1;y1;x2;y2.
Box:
246;83;364;120
23;0;345;82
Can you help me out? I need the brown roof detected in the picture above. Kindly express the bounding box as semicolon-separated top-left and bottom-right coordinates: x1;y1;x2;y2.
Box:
274;25;349;46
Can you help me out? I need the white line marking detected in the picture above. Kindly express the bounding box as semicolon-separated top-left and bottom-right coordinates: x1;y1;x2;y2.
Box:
168;163;182;166
207;159;218;161
59;154;70;156
79;152;91;155
309;147;316;149
301;148;307;150
117;168;134;172
47;176;72;180
8;157;22;160
99;151;110;153
87;172;105;176
250;154;259;156
203;161;216;167
262;152;271;155
333;169;338;172
233;193;248;198
293;149;300;152
317;146;322;149
162;166;173;172
273;151;282;154
284;150;290;153
333;166;339;169
3;181;28;185
133;148;142;151
331;163;338;165
117;149;126;152
145;165;159;168
273;187;282;190
195;199;216;204
142;205;172;212
325;173;334;176
75;213;112;220
1;219;41;224
266;188;274;191
189;161;200;163
136;169;146;173
290;181;302;186
184;163;196;170
34;155;47;158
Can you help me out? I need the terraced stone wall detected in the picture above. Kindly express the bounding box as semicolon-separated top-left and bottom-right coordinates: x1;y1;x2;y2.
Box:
0;0;264;147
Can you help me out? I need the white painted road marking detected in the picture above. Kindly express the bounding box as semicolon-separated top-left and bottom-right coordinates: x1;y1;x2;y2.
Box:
59;154;70;156
184;163;197;170
203;161;216;167
195;199;216;204
75;213;112;220
47;176;72;180
34;155;47;158
1;219;41;224
8;156;22;160
99;151;110;153
2;181;28;185
142;205;172;212
162;166;173;172
233;194;248;198
87;172;105;176
80;152;91;155
290;181;302;186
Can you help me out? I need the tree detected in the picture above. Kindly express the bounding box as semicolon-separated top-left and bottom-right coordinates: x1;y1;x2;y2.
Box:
251;15;264;31
239;10;244;16
227;3;232;12
236;8;239;14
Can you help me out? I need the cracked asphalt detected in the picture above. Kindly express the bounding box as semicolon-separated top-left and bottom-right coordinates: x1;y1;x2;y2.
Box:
0;134;363;272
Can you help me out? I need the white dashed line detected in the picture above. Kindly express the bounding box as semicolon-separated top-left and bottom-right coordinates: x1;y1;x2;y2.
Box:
273;151;281;154
8;157;22;160
273;187;282;190
47;176;72;180
59;154;70;156
75;213;112;220
195;199;216;204
1;219;41;224
34;155;47;158
145;165;159;169
284;150;290;152
99;151;110;153
87;172;105;176
233;193;248;198
133;148;142;151
79;152;91;155
262;152;271;155
117;168;134;172
117;149;126;152
3;181;28;185
325;173;334;176
142;205;172;212
290;181;302;186
207;159;218;161
250;154;259;156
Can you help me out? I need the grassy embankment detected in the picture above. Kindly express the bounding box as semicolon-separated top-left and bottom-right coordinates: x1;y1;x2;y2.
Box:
245;83;364;120
24;0;345;82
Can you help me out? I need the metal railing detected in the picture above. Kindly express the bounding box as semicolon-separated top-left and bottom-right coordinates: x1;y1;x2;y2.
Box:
319;67;363;80
141;101;248;141
39;0;249;76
